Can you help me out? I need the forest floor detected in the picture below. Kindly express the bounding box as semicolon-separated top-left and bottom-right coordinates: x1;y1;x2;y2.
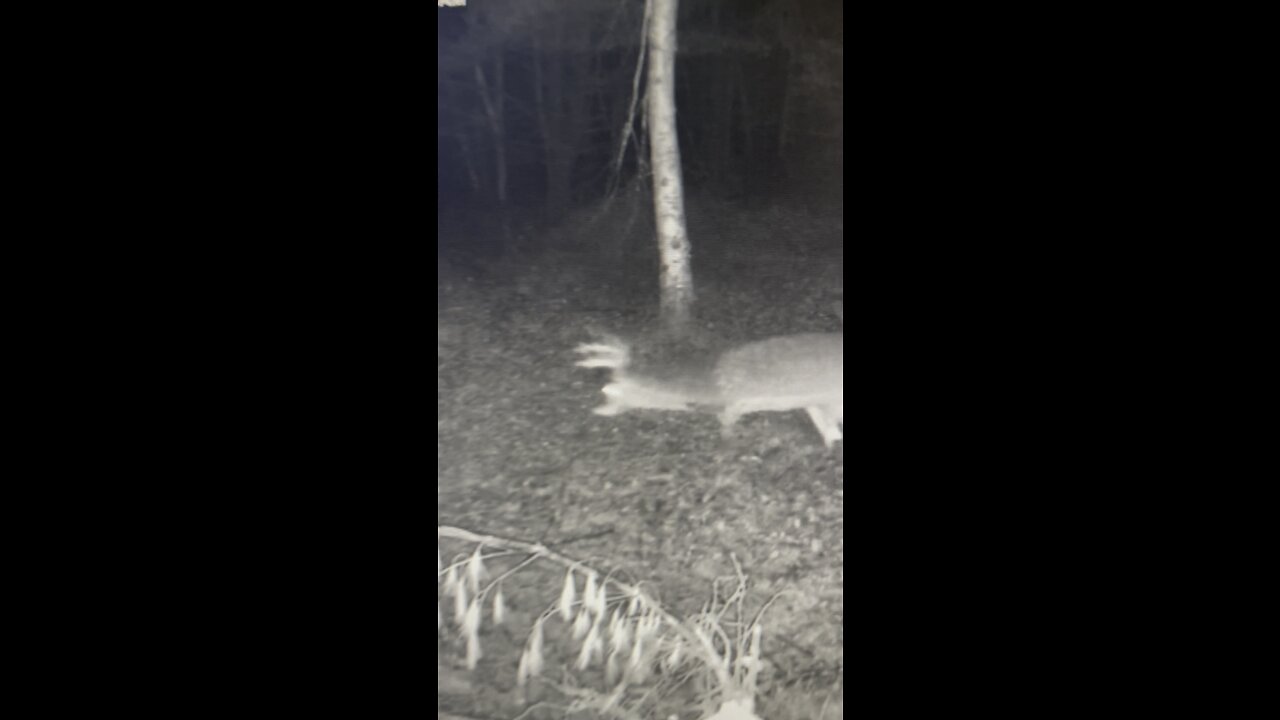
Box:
438;196;844;719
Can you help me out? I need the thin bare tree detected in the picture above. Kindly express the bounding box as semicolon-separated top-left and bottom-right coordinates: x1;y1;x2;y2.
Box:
646;0;694;334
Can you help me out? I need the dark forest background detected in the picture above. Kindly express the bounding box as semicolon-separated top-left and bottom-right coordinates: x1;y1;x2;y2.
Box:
438;0;843;262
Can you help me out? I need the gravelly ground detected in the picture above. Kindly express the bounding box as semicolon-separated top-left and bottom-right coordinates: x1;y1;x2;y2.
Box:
438;198;843;718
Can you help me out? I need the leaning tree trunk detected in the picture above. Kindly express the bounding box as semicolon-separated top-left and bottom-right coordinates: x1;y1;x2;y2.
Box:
474;61;507;210
647;0;694;334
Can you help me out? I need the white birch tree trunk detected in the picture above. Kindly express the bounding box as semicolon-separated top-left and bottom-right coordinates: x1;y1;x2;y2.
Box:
647;0;694;333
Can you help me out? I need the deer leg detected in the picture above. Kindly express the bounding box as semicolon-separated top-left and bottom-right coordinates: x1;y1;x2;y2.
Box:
805;405;843;449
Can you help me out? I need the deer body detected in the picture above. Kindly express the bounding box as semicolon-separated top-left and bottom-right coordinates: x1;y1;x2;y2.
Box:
575;333;843;448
